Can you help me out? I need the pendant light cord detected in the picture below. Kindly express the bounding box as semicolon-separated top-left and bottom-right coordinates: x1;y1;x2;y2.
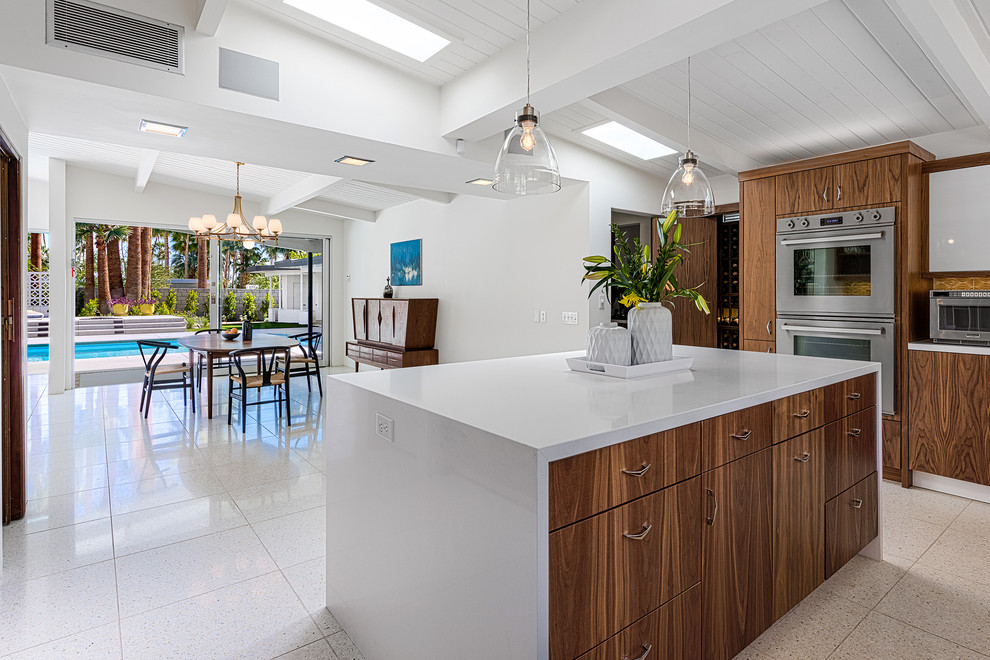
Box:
526;0;531;103
686;57;692;152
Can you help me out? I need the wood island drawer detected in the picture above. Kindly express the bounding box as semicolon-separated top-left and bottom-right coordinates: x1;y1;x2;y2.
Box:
550;477;702;660
825;374;876;422
549;424;701;531
701;403;772;471
825;407;877;501
825;472;878;578
574;583;702;660
773;388;824;443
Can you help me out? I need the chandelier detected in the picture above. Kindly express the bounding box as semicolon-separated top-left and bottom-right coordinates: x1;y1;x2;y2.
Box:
188;162;283;248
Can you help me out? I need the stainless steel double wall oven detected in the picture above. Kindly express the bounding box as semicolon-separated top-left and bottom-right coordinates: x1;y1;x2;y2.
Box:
774;206;896;414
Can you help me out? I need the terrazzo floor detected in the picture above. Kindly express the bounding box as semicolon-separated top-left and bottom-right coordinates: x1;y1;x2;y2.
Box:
3;372;990;659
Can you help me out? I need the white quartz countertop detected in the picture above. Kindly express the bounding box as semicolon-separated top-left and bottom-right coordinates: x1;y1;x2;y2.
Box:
909;340;990;356
330;346;879;461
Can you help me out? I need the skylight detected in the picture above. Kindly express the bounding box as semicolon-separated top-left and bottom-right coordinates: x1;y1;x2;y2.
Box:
284;0;450;62
581;122;677;160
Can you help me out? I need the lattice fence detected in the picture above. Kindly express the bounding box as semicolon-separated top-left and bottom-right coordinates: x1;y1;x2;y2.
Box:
27;271;50;314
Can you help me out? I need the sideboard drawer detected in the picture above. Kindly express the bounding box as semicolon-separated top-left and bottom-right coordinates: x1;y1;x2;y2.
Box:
574;583;702;660
773;388;824;443
550;424;701;531
701;403;772;471
550;477;701;660
825;374;876;422
825;472;878;578
825;407;877;501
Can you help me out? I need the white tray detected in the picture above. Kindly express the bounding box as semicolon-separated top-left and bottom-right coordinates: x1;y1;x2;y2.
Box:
566;355;694;379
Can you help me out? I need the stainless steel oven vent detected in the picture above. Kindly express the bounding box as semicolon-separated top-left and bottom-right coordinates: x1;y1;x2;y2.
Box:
47;0;184;74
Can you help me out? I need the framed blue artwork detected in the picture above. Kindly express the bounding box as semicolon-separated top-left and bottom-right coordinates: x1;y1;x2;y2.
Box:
390;239;422;286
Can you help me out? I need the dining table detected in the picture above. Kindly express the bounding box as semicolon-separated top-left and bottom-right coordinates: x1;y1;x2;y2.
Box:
177;333;300;419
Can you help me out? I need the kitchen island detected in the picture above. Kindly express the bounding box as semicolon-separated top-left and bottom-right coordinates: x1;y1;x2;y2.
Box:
325;346;882;660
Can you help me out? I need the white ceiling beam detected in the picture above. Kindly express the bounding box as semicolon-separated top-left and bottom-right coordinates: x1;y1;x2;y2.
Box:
371;183;453;204
583;91;763;174
294;199;377;223
261;174;342;216
134;149;158;193
887;0;990;128
440;0;830;142
195;0;230;36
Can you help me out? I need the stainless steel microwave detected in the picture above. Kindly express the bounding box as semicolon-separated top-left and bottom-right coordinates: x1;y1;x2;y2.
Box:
931;290;990;345
776;207;896;318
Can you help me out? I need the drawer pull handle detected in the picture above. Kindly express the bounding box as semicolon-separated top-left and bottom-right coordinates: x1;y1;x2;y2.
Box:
794;452;811;462
621;464;652;478
706;488;718;526
625;643;652;660
847;392;862;400
793;409;811;419
851;498;863;509
623;523;653;541
730;429;752;440
848;428;862;438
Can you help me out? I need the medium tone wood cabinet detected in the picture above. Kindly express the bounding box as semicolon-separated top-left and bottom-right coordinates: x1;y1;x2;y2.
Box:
549;375;879;659
776;166;832;216
348;298;439;371
660;216;717;349
909;349;990;486
772;429;824;620
742;338;774;353
774;157;901;216
702;448;773;660
741;178;777;344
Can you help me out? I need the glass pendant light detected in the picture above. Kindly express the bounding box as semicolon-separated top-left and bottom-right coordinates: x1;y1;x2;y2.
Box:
661;57;715;217
492;0;560;195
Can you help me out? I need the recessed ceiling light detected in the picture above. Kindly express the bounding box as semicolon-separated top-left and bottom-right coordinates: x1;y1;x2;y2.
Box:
284;0;450;62
334;156;375;167
466;178;494;186
139;119;187;138
581;121;676;160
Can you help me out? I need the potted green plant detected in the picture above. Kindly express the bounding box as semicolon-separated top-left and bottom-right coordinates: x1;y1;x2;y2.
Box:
582;209;710;364
109;296;133;316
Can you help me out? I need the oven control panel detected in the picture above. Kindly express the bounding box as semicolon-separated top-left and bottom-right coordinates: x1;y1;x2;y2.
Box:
777;206;895;234
931;290;990;298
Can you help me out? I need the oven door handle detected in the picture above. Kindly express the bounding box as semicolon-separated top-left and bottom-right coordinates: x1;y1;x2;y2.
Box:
779;324;884;336
779;232;884;246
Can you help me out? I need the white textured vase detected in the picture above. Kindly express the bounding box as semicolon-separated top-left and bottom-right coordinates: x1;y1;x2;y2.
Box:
628;302;673;364
587;322;631;366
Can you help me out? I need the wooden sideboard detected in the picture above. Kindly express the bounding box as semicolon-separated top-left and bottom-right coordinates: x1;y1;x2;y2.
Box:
548;373;878;660
346;298;438;371
739;141;935;485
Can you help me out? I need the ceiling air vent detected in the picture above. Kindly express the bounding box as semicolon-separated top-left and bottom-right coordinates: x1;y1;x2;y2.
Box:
47;0;184;74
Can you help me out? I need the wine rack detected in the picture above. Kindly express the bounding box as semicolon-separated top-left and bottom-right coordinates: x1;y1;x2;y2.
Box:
717;217;740;350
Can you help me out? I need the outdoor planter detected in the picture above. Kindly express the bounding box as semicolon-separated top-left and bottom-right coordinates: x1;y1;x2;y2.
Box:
139;303;155;315
111;304;129;316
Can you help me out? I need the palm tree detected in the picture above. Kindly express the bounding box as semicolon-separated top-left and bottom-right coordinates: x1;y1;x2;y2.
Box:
76;224;96;302
156;228;170;277
106;235;125;299
94;225;128;312
196;235;208;288
141;226;153;298
125;226;142;300
183;233;190;279
29;233;43;270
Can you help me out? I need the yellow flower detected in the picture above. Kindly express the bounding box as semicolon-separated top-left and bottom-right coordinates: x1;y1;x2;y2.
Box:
618;292;644;308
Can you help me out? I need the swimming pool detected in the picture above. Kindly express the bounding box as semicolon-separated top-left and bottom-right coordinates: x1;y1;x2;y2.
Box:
27;339;182;362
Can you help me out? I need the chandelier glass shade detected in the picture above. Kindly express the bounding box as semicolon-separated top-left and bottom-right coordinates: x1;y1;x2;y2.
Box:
188;162;283;246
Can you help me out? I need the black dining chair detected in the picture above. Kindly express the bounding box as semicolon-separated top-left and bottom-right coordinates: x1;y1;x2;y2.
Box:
137;340;195;418
194;328;231;391
278;331;324;396
227;346;292;432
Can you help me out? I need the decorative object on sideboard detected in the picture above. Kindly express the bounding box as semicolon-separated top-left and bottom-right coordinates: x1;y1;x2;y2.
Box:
582;209;710;364
587;322;631;366
383;277;393;299
492;0;560;195
390;239;422;286
661;57;715;217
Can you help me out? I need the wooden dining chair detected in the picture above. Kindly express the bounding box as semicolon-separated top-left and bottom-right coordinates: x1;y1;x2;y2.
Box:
278;331;323;396
227;346;292;432
137;340;195;418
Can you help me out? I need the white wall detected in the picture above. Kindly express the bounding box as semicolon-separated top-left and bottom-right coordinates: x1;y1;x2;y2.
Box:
0;72;28;577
